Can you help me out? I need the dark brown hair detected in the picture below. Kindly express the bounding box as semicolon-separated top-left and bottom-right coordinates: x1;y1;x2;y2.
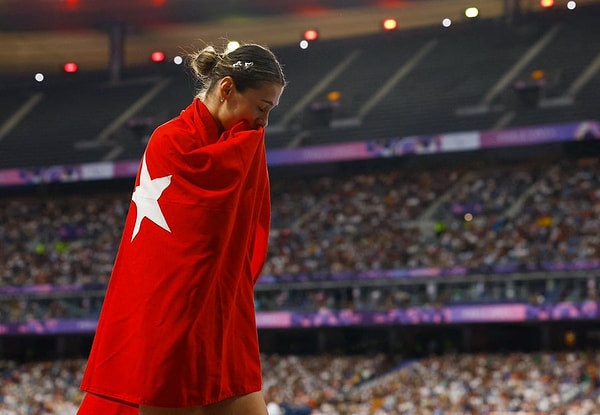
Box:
187;43;286;99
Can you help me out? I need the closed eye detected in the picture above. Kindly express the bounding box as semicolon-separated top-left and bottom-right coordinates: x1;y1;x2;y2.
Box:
260;99;277;111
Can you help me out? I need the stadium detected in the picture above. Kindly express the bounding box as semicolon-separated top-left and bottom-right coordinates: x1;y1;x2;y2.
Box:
1;0;600;413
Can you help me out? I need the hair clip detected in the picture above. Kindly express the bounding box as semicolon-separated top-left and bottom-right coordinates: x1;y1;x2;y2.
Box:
233;61;254;71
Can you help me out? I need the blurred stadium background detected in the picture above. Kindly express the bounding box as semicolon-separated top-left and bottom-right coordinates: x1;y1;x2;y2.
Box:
1;0;600;413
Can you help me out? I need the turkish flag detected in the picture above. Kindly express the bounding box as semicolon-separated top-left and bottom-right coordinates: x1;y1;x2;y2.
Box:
79;99;270;412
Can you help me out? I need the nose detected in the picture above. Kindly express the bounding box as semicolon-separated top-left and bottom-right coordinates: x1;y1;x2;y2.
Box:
256;117;268;128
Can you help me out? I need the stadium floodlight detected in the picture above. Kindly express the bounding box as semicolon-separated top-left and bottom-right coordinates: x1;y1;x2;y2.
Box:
464;7;479;18
151;51;165;63
226;41;240;53
63;62;78;73
382;18;398;31
65;0;78;9
303;29;319;41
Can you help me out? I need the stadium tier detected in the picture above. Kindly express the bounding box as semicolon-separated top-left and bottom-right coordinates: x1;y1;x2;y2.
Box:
0;4;599;169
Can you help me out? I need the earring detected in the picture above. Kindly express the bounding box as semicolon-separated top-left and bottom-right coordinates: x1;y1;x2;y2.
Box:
219;97;225;103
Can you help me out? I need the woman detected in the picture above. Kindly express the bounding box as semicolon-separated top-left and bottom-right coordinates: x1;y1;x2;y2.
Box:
77;42;286;415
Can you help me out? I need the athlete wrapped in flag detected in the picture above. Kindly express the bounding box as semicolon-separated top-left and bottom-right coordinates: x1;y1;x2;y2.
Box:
77;43;285;415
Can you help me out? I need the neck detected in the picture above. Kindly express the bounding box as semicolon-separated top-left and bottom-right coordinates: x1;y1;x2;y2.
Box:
202;96;225;135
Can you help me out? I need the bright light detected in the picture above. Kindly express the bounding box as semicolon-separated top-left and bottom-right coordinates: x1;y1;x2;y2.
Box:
567;0;577;9
226;41;240;53
151;51;165;63
382;18;398;31
303;29;319;41
173;55;183;65
540;0;554;8
34;73;44;82
531;69;545;80
464;213;473;222
299;40;309;50
465;7;479;18
442;18;452;27
327;90;341;102
63;62;78;73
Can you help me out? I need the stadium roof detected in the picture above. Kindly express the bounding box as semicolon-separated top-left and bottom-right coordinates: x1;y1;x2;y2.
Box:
3;0;597;78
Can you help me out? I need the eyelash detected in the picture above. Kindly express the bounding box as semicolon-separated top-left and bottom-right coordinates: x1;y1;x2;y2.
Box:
258;107;266;113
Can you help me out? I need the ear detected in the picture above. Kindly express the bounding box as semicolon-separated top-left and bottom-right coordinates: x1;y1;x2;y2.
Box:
218;76;235;99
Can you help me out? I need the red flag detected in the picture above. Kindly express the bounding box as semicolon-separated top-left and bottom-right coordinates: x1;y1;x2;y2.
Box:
79;99;270;411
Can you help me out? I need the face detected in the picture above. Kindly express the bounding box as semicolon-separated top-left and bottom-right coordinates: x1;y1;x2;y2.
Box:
217;78;283;131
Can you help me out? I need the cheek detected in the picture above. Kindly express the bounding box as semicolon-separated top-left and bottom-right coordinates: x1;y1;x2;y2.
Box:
242;106;261;122
231;102;252;118
247;104;260;117
224;107;257;130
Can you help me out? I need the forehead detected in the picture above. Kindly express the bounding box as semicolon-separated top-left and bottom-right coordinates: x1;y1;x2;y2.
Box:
245;82;283;106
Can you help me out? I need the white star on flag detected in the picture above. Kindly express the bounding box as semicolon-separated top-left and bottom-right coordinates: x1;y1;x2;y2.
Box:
131;154;172;242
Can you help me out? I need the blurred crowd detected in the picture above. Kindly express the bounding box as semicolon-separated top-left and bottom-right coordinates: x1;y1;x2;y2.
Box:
0;351;599;415
1;156;600;321
264;157;599;276
328;351;600;415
